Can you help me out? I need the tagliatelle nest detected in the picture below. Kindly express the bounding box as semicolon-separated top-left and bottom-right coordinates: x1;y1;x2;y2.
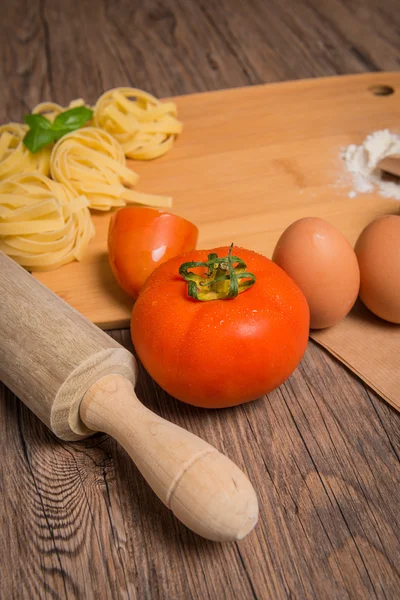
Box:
0;123;51;180
0;172;94;270
94;87;183;160
50;127;171;210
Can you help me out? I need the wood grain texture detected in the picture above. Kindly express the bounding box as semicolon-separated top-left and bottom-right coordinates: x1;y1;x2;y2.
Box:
1;0;400;598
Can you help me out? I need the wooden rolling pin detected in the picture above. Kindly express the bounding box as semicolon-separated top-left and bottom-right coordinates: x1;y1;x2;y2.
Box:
0;252;258;542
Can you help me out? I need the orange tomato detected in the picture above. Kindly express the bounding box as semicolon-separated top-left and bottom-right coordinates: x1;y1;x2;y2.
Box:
108;207;198;298
131;246;310;408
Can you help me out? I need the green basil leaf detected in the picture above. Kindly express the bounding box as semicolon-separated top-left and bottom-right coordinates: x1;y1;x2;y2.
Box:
23;105;93;153
23;128;56;153
51;128;77;141
24;113;52;130
53;106;93;131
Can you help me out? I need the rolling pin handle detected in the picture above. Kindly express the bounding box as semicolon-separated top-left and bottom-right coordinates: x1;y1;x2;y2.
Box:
80;374;258;542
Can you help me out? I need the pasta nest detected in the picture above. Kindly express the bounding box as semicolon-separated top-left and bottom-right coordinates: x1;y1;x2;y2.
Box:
0;123;51;180
94;88;183;160
51;127;171;210
0;172;94;271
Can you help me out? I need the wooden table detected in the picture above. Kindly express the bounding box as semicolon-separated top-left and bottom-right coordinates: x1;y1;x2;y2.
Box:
1;1;400;598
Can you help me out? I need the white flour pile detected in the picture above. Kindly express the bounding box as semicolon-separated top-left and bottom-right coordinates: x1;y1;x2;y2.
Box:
342;129;400;200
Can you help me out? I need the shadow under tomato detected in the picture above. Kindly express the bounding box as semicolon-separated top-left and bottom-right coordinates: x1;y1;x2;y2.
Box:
131;349;267;453
94;251;134;311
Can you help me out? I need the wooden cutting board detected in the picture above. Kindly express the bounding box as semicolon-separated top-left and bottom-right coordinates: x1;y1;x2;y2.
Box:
33;72;400;329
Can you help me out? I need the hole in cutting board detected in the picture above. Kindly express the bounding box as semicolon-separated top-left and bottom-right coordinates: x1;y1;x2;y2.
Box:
368;85;395;96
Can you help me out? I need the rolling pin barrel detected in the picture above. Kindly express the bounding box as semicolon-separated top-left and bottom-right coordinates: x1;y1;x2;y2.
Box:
0;253;258;541
0;251;137;440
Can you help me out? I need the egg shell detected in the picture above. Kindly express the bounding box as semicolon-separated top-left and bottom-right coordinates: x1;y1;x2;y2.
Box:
272;217;360;329
355;215;400;324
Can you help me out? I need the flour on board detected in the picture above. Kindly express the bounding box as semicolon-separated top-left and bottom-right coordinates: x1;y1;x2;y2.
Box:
342;129;400;200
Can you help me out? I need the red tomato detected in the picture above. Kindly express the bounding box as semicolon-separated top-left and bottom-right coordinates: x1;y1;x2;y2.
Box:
108;207;198;298
131;246;310;408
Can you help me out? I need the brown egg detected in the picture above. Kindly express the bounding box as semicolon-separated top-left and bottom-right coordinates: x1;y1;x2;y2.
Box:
355;215;400;323
272;217;360;329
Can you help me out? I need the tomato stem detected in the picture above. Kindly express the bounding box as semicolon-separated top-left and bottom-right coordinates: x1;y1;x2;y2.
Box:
179;244;256;301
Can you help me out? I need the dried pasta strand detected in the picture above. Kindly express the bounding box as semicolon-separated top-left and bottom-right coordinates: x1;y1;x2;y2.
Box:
121;189;172;208
94;87;183;160
57;142;139;187
0;173;94;271
0;194;44;207
3;228;75;253
114;93;177;121
50;127;171;211
0;123;51;180
32;98;89;123
125;135;175;160
2;199;61;223
0;218;65;236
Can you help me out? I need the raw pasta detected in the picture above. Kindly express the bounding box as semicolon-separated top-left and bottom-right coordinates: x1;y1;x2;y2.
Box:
0;123;51;180
94;88;183;160
0;173;94;270
32;98;89;123
50;127;171;210
0;87;179;271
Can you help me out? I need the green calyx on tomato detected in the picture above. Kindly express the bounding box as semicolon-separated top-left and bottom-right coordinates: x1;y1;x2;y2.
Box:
179;244;256;301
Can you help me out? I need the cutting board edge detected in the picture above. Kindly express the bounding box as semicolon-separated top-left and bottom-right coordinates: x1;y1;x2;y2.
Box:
164;71;400;102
